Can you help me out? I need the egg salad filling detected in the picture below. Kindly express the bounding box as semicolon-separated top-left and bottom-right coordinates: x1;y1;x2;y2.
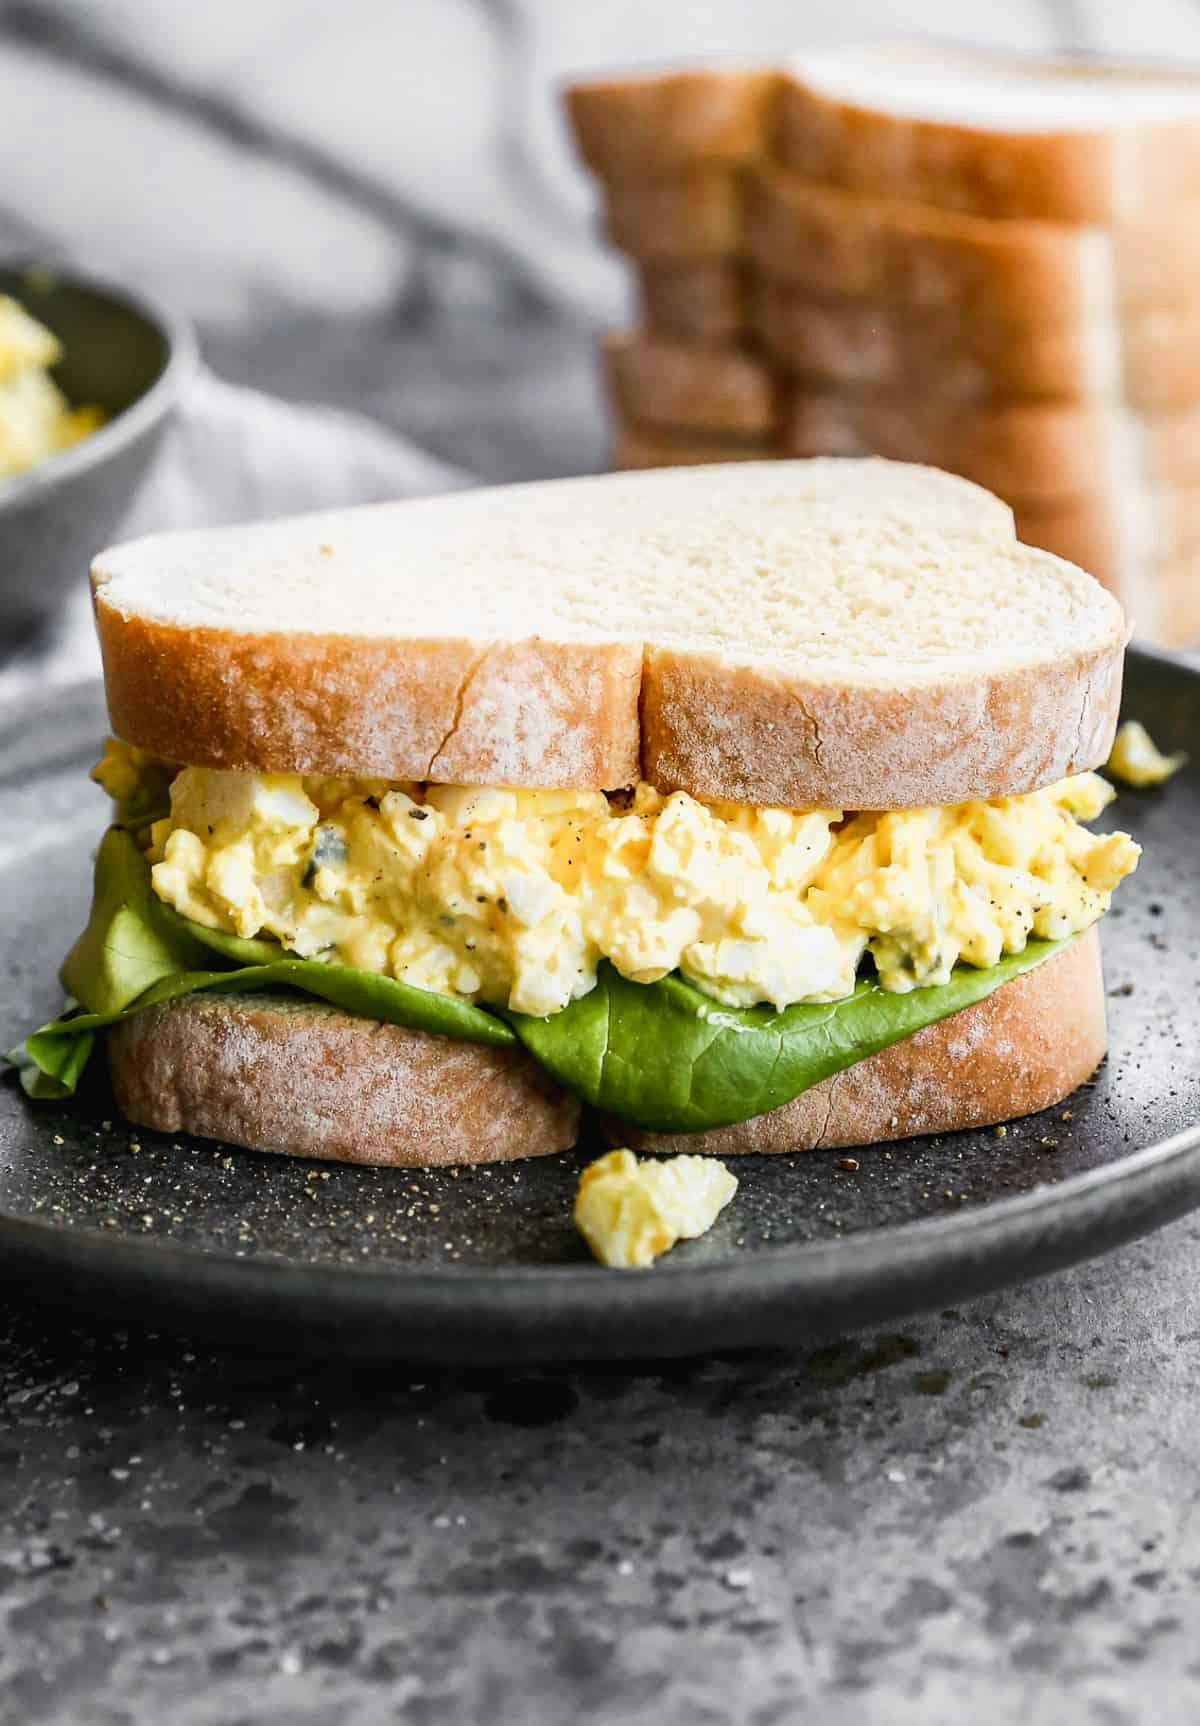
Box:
0;294;103;480
574;1150;739;1269
93;740;1139;1020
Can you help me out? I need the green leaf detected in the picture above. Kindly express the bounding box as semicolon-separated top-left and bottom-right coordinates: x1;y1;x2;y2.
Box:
24;955;515;1084
58;827;215;1014
9;1024;97;1100
152;900;282;967
9;827;515;1097
507;940;1072;1134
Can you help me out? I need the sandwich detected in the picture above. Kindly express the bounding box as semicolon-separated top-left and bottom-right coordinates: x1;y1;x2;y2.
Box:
11;459;1140;1168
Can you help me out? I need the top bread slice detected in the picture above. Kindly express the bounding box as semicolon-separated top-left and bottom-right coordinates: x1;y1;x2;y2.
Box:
566;45;1200;219
777;40;1200;221
92;459;1126;811
564;65;779;176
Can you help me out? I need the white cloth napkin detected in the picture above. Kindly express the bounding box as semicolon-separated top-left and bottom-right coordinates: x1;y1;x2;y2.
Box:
2;365;470;700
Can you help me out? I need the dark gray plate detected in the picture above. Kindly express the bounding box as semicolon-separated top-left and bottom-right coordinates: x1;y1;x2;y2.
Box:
1;648;1197;1362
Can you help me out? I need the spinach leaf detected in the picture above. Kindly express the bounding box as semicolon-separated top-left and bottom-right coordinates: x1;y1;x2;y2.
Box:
18;956;516;1099
8;827;514;1098
58;826;216;1015
9;1009;99;1102
506;941;1070;1134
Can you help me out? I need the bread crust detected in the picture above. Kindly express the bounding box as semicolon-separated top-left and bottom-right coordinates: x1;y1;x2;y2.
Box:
603;167;745;261
603;330;779;437
94;605;643;789
748;168;1200;320
612;423;775;470
640;635;1124;810
108;994;581;1168
616;927;1105;1155
564;68;779;176
639;262;748;342
776;56;1200;221
754;281;1200;413
783;391;1200;501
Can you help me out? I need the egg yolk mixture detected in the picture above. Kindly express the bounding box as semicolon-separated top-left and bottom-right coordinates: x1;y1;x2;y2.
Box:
94;741;1139;1019
0;294;103;480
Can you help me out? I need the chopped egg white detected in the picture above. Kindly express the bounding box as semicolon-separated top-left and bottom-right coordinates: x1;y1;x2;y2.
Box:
1106;720;1187;789
98;742;1141;1019
574;1149;738;1268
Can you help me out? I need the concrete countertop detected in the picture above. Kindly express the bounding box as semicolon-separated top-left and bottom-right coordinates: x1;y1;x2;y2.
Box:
2;1213;1198;1725
5;8;1200;1721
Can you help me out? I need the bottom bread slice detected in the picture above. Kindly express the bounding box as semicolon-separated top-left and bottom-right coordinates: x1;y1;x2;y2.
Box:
108;934;1103;1167
108;994;580;1168
612;929;1104;1157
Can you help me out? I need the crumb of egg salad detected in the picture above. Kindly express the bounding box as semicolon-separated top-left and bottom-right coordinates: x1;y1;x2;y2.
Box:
1106;720;1187;789
0;295;103;479
94;739;1141;1020
574;1149;738;1269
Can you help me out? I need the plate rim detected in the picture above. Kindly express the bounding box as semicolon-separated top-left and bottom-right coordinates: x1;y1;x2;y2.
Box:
3;1104;1199;1292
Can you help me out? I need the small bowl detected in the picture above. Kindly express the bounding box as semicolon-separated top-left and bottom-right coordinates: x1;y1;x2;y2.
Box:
0;263;195;645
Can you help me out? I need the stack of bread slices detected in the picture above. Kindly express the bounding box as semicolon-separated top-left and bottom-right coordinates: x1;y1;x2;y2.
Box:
566;64;782;469
565;41;1200;646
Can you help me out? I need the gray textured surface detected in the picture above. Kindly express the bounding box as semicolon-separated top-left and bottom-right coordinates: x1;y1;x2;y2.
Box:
6;6;1200;1720
2;1227;1199;1726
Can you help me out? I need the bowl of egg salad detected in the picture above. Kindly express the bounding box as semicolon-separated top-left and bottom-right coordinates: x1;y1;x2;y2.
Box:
0;263;194;643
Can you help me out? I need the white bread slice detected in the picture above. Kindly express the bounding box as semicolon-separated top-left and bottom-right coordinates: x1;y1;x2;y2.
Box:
617;926;1104;1156
606;430;1196;643
603;329;778;438
602;167;745;262
564;66;779;177
605;425;1197;641
781;388;1200;640
107;930;1105;1167
108;994;579;1167
612;422;774;469
784;391;1200;499
639;261;748;342
778;42;1200;222
754;282;1200;414
91;459;1125;810
749;167;1200;320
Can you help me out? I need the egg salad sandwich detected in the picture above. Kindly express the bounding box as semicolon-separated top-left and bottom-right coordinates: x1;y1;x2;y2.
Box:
10;459;1139;1167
